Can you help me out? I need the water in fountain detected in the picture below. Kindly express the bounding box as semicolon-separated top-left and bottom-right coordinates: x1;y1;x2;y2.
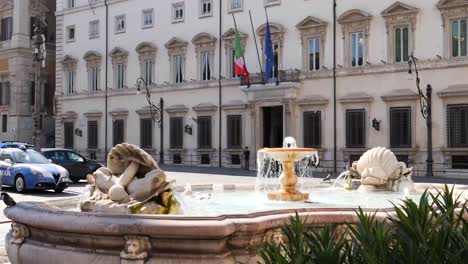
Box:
256;151;282;192
332;171;349;189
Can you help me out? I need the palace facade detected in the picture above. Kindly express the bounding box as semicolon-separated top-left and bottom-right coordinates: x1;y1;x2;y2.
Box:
56;0;468;176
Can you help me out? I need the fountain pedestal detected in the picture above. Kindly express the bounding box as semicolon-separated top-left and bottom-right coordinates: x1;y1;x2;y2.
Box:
259;147;318;202
267;160;310;201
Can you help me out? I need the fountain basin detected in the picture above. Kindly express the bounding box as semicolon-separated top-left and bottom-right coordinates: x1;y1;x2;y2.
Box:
4;183;467;264
257;147;318;162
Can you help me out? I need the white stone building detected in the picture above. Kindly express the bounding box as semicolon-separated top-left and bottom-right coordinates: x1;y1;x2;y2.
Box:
55;0;468;176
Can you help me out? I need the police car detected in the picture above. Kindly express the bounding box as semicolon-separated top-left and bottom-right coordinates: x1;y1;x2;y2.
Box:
0;146;70;193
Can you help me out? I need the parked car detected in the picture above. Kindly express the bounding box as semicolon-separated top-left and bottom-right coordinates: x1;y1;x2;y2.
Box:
41;148;103;183
0;147;70;193
0;141;34;149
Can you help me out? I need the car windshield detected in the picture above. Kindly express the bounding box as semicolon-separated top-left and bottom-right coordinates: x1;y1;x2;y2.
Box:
12;150;50;164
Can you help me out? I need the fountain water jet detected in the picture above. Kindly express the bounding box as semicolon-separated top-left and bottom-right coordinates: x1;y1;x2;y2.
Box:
258;137;319;201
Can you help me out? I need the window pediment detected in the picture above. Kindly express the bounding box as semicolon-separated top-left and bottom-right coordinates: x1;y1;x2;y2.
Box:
83;51;102;68
438;84;468;98
222;28;248;48
296;16;328;31
338;9;372;24
256;22;286;36
109;47;128;58
135;42;157;54
0;0;13;12
61;55;78;70
165;37;188;55
382;1;418;17
193;102;218;112
61;110;78;120
192;32;217;46
437;0;468;9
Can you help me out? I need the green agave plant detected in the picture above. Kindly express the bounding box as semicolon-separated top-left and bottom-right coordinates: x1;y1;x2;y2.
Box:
258;185;468;264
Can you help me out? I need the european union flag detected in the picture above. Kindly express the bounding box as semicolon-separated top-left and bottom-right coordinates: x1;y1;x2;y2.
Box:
264;21;274;83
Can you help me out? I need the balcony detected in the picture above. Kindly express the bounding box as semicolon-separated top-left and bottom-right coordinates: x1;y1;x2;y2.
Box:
240;69;301;86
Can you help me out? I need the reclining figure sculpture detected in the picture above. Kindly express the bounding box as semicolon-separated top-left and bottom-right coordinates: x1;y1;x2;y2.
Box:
80;143;181;214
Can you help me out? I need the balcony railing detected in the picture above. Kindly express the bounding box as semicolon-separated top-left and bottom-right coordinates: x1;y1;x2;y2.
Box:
241;69;301;86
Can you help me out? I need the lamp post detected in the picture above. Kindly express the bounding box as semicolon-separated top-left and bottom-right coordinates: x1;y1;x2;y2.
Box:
32;14;47;149
136;78;164;164
407;54;433;177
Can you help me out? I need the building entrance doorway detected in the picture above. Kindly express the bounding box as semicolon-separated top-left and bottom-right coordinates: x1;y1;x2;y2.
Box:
262;106;283;148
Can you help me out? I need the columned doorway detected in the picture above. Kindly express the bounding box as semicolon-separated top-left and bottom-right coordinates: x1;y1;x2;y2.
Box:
262;106;283;148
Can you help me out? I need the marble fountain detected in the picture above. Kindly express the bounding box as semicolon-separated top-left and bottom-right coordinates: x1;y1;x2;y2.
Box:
3;139;468;264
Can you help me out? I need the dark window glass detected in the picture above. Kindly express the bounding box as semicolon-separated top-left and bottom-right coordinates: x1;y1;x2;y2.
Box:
2;115;7;133
201;153;210;164
173;153;182;164
113;119;125;146
170;117;183;149
231;154;240;165
198;116;212;149
447;104;468;147
227;115;242;148
452;155;468;169
0;17;13;41
303;111;321;148
390;107;411;148
64;122;74;149
346;109;365;148
140;118;153;148
87;120;98;149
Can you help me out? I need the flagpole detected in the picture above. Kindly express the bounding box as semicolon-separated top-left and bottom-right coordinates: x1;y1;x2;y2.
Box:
249;10;264;84
232;13;250;87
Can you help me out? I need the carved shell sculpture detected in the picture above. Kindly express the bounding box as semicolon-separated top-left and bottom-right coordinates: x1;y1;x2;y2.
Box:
81;143;180;214
352;147;410;186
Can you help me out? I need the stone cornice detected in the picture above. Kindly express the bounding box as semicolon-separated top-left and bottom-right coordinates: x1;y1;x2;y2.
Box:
437;84;468;98
193;103;218;112
381;89;419;102
222;101;247;110
109;108;129;117
165;104;189;114
339;92;373;104
83;111;103;118
297;96;329;106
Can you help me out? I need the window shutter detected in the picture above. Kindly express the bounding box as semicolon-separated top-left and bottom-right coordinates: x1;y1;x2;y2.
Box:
113;119;124;146
87;120;98;149
227;115;242;148
0;83;2;105
140;118;152;148
346;109;365;148
390;107;411;148
64;122;74;149
448;104;468;148
170;117;183;149
198;116;212;149
303;111;321;148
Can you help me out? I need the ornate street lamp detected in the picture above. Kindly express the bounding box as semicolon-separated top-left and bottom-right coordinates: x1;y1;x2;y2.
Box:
407;54;433;177
136;77;164;164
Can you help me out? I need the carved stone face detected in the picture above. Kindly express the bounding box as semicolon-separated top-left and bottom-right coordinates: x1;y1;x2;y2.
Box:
126;240;139;254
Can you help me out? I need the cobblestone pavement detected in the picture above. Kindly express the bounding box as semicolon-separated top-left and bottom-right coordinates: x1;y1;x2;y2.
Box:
0;165;467;263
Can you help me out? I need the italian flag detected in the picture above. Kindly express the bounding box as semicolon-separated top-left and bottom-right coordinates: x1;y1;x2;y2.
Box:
234;31;249;81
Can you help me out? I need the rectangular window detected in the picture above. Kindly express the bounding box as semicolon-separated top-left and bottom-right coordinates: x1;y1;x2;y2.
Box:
308;38;320;71
229;0;242;12
87;120;98;149
170;117;184;149
351;32;364;67
266;42;280;80
1;115;7;133
198;116;212;149
142;9;154;28
346;109;366;148
68;0;75;8
0;82;10;105
227;115;242;148
117;63;125;89
113;119;125;146
67;25;75;42
89;67;99;92
67;71;75;94
390;107;411;148
200;51;211;80
64;122;74;149
115;15;125;33
172;2;185;23
395;27;409;63
200;0;213;17
89;20;99;39
0;17;13;41
140;118;153;148
303;111;321;148
145;60;153;85
452;19;467;57
174;55;183;83
447;104;468;148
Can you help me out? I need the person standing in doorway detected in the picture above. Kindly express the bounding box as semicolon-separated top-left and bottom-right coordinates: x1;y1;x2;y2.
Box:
243;146;250;170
